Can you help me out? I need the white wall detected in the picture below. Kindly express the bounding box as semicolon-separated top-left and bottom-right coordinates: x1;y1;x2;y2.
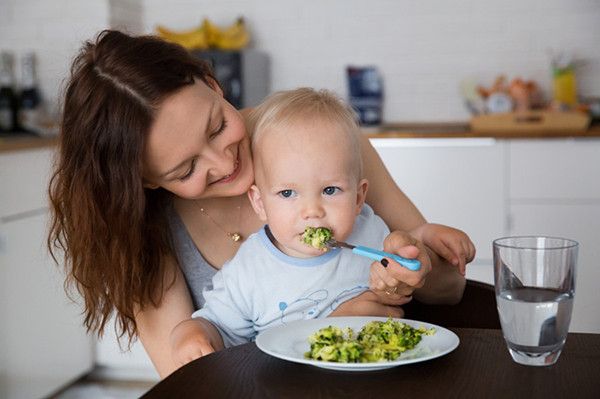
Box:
0;0;110;112
1;1;598;121
143;0;600;121
109;0;144;34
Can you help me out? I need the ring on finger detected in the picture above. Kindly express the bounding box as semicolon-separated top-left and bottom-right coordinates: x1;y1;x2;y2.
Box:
384;286;399;295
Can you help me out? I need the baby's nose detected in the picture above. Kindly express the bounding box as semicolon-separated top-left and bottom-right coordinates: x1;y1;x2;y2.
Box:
301;199;325;219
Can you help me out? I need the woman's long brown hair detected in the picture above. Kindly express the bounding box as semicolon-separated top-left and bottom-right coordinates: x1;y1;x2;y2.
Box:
48;30;216;343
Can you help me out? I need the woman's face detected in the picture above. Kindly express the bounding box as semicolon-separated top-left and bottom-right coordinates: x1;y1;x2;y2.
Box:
143;80;254;200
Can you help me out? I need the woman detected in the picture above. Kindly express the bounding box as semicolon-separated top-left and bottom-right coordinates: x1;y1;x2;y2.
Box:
49;30;470;378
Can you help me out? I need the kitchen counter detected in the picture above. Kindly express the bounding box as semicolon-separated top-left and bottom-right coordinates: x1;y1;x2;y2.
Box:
362;122;600;139
1;123;599;154
0;135;58;153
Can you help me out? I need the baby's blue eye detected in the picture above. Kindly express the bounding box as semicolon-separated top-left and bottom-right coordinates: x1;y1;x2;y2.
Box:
279;189;295;198
323;186;339;195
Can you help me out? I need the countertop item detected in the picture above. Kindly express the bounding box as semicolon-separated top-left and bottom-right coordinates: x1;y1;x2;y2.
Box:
470;111;590;134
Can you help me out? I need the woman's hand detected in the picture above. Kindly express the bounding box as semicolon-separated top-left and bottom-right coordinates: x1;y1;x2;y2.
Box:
411;223;476;276
369;230;432;304
169;318;222;368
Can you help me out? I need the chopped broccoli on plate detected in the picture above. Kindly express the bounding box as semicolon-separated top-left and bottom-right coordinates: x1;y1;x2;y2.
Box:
305;319;435;363
302;227;333;251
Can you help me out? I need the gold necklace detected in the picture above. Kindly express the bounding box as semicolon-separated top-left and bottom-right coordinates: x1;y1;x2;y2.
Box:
196;198;244;242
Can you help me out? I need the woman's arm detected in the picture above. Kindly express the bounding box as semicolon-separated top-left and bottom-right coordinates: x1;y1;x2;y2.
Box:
135;258;194;379
414;246;466;305
359;135;466;303
360;134;426;232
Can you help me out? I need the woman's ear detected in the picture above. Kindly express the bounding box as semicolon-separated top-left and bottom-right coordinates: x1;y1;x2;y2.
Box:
355;178;369;215
247;184;268;221
205;77;224;97
143;181;160;189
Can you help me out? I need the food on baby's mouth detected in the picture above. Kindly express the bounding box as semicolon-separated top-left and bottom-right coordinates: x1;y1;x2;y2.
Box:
305;318;435;363
301;227;333;251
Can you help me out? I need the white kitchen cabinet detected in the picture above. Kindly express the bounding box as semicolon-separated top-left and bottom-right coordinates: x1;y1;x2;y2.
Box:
0;149;51;219
508;139;600;333
372;137;600;333
509;203;600;333
370;138;506;264
95;321;159;381
0;148;94;399
509;139;600;200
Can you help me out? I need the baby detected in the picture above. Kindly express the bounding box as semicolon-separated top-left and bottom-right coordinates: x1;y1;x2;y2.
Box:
170;88;473;363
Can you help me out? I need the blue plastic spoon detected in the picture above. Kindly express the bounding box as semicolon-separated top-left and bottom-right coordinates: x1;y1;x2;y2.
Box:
325;239;421;271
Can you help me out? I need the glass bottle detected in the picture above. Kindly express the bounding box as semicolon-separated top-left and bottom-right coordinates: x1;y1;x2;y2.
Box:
18;52;42;134
0;51;18;133
551;51;577;108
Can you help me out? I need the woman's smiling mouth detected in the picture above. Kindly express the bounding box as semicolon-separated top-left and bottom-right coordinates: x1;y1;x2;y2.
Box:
210;157;241;185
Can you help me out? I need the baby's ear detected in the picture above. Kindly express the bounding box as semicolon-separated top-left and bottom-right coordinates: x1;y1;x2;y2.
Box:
355;178;369;214
247;184;268;221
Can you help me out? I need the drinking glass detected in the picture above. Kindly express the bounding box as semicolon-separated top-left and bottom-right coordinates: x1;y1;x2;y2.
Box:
493;236;578;366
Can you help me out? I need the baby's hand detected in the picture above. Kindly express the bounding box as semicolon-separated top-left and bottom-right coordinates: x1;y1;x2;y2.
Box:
170;318;217;368
412;223;475;276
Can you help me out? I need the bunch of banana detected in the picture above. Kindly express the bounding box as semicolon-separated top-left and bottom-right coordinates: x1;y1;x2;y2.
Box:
155;22;209;50
205;17;250;50
155;17;250;51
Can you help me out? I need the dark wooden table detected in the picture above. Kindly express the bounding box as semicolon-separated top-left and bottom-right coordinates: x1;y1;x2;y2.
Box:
142;328;600;398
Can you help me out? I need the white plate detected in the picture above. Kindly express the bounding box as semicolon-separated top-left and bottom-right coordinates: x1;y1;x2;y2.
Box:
255;316;459;371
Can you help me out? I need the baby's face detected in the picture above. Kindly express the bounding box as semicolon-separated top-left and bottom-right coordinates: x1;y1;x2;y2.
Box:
250;121;366;258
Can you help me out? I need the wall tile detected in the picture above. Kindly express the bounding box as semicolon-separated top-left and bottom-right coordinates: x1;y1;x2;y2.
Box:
143;0;600;121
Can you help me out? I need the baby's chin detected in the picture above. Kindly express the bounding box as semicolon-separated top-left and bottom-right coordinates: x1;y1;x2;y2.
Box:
291;246;327;258
279;243;328;258
303;246;331;257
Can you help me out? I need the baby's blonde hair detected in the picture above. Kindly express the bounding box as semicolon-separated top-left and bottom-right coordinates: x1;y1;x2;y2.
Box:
248;88;363;178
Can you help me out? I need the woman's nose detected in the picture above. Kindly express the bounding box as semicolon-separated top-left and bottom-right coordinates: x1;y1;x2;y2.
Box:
301;198;325;219
204;147;234;177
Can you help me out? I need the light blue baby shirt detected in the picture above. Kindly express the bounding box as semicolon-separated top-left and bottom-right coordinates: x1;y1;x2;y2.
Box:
192;204;390;348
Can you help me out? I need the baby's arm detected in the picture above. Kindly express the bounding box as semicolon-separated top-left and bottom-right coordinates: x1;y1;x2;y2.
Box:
330;290;412;318
168;256;254;368
411;223;476;276
169;317;224;368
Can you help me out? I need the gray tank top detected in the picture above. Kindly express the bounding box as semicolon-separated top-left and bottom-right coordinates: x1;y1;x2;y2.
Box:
167;205;217;309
